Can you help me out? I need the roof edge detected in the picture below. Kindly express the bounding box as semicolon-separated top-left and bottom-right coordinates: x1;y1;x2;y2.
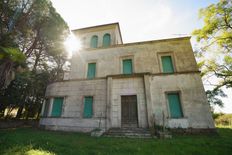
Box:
80;36;191;51
71;22;120;32
123;36;191;46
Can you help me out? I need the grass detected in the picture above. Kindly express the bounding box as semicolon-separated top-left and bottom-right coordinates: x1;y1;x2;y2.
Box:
0;127;232;155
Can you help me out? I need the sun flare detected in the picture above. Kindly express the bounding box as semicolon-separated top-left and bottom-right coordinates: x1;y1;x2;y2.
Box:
64;33;81;57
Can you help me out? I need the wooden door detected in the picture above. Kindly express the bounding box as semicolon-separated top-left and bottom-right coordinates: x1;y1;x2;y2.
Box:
121;95;138;128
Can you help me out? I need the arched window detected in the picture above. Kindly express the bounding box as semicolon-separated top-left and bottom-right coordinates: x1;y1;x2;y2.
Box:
103;33;111;47
90;35;98;48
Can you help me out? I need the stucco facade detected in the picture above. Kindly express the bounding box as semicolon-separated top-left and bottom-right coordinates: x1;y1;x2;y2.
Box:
40;23;215;132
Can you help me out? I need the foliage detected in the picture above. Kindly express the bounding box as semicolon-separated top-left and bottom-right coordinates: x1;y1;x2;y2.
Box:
215;114;232;126
206;89;227;107
0;0;69;89
212;112;224;120
192;0;232;107
0;0;69;119
0;128;232;155
0;71;50;119
0;46;25;63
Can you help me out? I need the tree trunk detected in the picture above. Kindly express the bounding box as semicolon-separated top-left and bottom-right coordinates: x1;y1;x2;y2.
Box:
0;59;14;90
16;106;23;119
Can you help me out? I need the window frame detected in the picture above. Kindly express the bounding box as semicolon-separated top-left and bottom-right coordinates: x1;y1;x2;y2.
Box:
90;35;98;48
42;98;50;117
120;55;134;74
158;52;176;73
103;33;111;47
165;91;184;119
51;97;64;117
86;61;97;79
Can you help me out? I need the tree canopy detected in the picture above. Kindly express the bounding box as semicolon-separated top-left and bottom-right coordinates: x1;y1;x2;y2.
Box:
0;0;69;118
0;0;69;89
193;0;232;107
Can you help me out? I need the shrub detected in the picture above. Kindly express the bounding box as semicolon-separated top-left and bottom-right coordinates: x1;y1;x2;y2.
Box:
215;114;232;126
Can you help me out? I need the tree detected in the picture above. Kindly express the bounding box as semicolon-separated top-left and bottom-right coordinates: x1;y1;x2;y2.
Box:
0;0;69;118
0;0;69;89
193;0;232;107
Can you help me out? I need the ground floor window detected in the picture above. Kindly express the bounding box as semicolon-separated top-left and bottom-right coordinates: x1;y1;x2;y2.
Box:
167;93;183;118
83;96;93;118
51;97;64;117
43;99;50;117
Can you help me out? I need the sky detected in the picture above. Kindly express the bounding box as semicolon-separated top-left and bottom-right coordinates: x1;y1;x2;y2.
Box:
50;0;231;113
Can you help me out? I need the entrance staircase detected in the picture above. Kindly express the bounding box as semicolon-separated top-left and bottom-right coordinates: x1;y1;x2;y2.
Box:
104;128;153;138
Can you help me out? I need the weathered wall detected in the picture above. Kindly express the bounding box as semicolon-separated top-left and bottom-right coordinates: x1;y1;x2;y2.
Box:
77;29;117;48
150;73;215;129
70;38;198;79
41;79;107;131
73;23;122;49
41;36;215;132
109;77;148;128
40;118;105;132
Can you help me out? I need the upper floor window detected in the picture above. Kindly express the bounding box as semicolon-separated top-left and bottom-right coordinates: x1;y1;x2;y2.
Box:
87;63;96;79
90;35;98;48
123;59;133;74
161;56;174;73
167;93;183;118
103;33;111;47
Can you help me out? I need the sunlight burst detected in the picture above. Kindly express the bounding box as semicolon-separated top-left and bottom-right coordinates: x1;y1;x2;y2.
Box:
64;33;81;57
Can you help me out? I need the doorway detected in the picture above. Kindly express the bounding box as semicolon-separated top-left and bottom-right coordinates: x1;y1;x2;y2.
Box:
121;95;138;128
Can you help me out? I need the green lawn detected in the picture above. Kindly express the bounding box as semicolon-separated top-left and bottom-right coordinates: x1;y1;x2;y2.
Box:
0;127;232;155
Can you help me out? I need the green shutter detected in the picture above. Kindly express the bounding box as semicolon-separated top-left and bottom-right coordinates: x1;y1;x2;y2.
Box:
123;59;132;74
167;93;183;118
103;34;111;47
51;97;63;117
87;63;96;79
90;36;98;48
83;96;93;118
161;56;174;73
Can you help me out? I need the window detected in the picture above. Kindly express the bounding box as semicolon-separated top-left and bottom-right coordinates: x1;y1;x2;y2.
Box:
51;97;64;117
103;33;111;47
87;63;96;79
83;96;93;118
167;93;183;118
90;35;98;48
123;59;133;74
161;56;174;73
43;99;50;117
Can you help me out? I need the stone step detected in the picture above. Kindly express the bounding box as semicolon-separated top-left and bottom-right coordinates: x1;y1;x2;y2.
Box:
107;130;150;134
104;135;152;138
104;128;153;138
108;128;149;132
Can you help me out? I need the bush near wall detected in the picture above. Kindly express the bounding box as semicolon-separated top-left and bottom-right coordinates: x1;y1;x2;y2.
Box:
215;114;232;127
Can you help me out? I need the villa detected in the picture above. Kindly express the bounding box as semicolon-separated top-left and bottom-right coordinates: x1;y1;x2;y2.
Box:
40;23;215;132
